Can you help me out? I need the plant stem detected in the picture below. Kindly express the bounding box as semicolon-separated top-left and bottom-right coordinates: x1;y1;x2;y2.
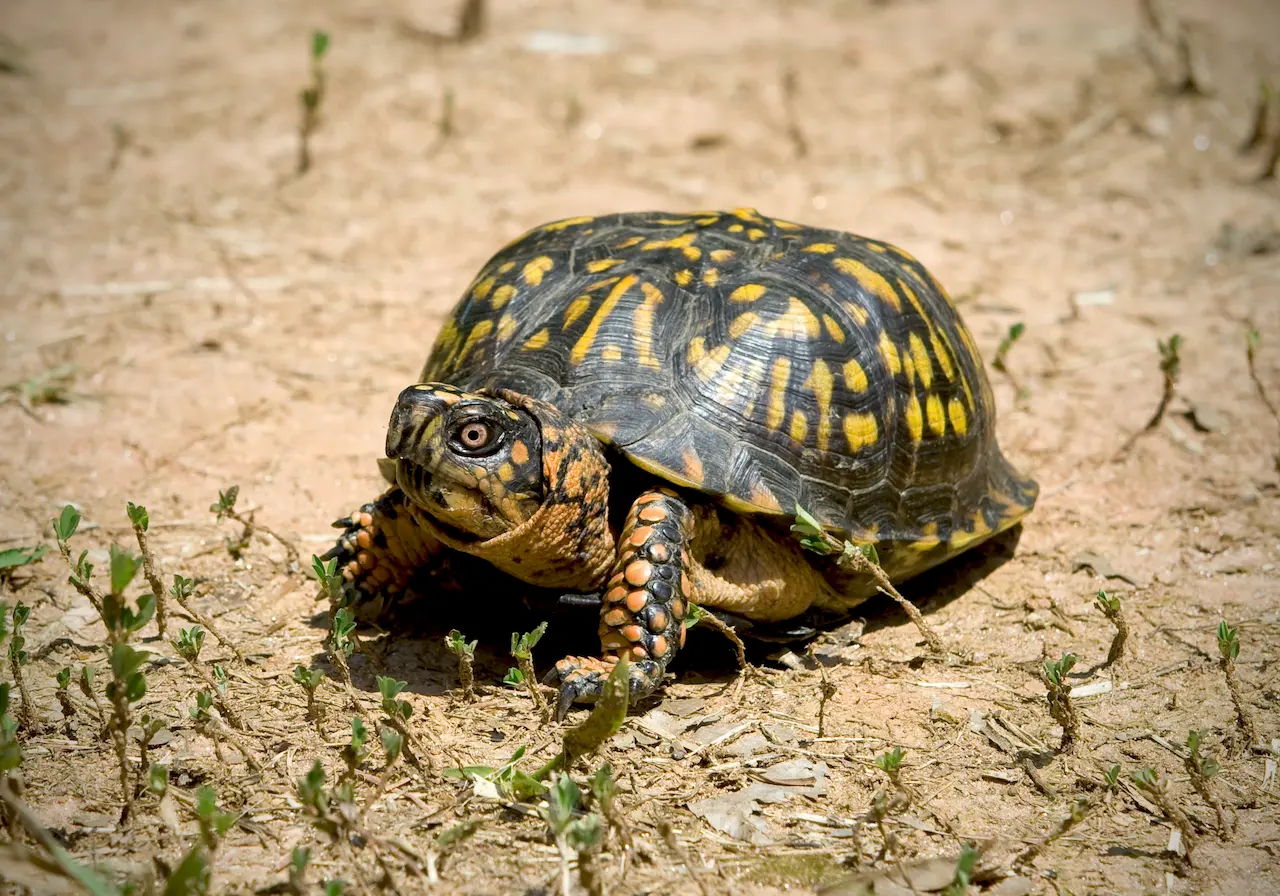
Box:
1220;653;1258;755
172;586;245;666
834;538;945;655
1045;680;1080;753
8;656;39;732
1183;758;1230;838
130;519;169;637
225;507;300;569
518;655;550;723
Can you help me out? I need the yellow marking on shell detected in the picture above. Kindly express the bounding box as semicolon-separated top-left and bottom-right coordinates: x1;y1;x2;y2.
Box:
803;242;837;254
730;283;767;303
960;373;975;412
842;358;868;393
654;217;691;225
687;337;707;365
710;248;736;262
904;393;924;442
948;397;968;436
930;330;955;381
571;275;637;366
455;320;493;366
892;245;920;265
694;343;732;382
749;481;783;512
903;354;916;385
729;312;758;340
789;409;809;444
834;258;901;311
675;269;693;287
747;227;766;241
802;359;835;451
864;241;889;253
471;276;496;300
733;207;764;222
491;284;517;309
727;223;745;233
542;215;594;232
601;344;623;361
586;258;624;274
878;331;902;375
616;235;644;249
585;276;620;293
766;356;791;431
523;328;550;351
908;332;933;389
766;297;821;340
497;462;515;483
496;313;517;342
714;357;760;409
627;455;706;492
702;268;720;286
633;281;665;369
842;300;870;326
681;448;704;483
842;413;879;450
497;261;516;274
772;218;803;230
822;314;845;343
642;392;667;409
563;294;592;328
926;393;946;435
642;232;701;260
522;256;554;286
898;278;935;328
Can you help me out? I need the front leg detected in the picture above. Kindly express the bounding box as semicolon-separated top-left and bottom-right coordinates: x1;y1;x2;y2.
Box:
322;488;443;624
546;488;692;719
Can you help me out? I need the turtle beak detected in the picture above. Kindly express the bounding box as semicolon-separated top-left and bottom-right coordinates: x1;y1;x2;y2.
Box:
385;384;456;461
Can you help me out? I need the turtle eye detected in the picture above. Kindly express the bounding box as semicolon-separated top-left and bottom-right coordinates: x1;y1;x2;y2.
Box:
452;420;498;456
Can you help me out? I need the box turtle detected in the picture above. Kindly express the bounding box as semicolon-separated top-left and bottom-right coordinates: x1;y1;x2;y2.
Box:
325;208;1038;717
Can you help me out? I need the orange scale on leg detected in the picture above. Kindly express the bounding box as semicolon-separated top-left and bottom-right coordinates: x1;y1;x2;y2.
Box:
648;609;668;632
624;560;653;586
356;530;373;550
605;585;628;603
628;526;654;547
679;624;687;647
649;543;670;562
603;608;628;627
625;590;649;613
631;645;648;660
638;506;667;523
671;598;686;618
621;624;645;642
651;635;669;657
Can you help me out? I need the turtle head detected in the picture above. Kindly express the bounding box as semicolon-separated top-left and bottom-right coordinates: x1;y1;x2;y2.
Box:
385;385;616;590
387;385;545;539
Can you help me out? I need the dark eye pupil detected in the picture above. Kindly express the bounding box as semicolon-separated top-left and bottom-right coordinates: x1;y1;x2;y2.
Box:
462;424;487;446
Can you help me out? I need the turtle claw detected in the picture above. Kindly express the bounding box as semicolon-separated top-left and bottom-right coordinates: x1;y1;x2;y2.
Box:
544;654;664;721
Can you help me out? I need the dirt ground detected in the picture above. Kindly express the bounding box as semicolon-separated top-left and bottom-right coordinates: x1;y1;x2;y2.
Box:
1;0;1278;894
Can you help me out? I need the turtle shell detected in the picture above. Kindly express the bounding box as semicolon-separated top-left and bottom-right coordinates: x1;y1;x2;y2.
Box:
420;209;1037;560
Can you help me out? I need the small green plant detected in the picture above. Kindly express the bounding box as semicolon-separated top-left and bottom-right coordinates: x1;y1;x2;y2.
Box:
315;555;358;708
376;676;431;776
293;664;327;732
0;544;48;592
1014;798;1096;869
1104;763;1122;791
169;573;245;665
1041;653;1080;752
502;666;525;687
368;724;405;807
78;665;105;730
172;626;245;731
442;744;547;801
1;363;78;414
1216;621;1257;755
1094;590;1129;667
561;655;630;764
54;666;76;730
341;717;369;787
297;30;330;175
991;321;1029;400
1185;730;1230;836
6;601;39;731
510;621;550;721
127;501;170;637
0;683;21;776
1133;767;1196;863
1149;334;1182;432
792;505;944;655
942;843;981;896
445;629;478;701
211;485;299;567
874;747;907;791
288;846;311;894
542;773;606;896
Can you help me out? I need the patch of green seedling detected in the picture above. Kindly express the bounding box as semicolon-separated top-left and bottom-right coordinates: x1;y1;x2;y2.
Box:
1;683;21;779
793;505;945;655
53;503;156;823
445;629;477;701
942;843;981;896
287;846;312;895
443;744;547;801
542;773;607;896
1094;589;1129;668
1114;333;1184;459
54;667;75;733
510;621;550;722
314;554;359;712
78;665;106;731
170;573;245;665
377;675;431;777
127;501;169;637
368;724;404;807
0;544;48;592
561;655;630;765
425;818;482;885
6;601;39;732
1041;653;1080;752
1245;328;1279;427
1216;621;1257;755
297;30;330;175
991;321;1029;401
1184;730;1230;837
1;363;78;416
211;485;299;568
874;747;908;794
1132;767;1196;865
293;664;327;733
340;717;369;789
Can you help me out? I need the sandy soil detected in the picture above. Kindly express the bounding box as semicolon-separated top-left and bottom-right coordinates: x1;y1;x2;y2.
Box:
1;1;1278;894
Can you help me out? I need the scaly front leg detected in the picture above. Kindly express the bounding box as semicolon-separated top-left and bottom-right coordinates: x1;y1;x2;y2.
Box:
322;488;443;624
546;488;692;719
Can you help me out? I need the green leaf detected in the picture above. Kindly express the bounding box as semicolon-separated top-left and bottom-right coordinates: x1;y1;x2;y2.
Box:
170;574;195;601
377;677;407;701
567;814;603;852
125;672;147;703
875;746;906;774
0;545;48;570
54;505;81;542
290;846;311;876
311;30;330;60
126;502;149;531
148;763;169;795
434;819;482;848
210;486;239;519
323;880;345;896
122;593;156;633
1217;621;1240;660
503;666;525;686
684;603;707;629
563;655;630;761
1104;764;1121;788
109;643;148;682
379;726;403;762
1133;767;1159;790
108;544;139;597
162;846;209;896
446;629;477;656
590;762;617;809
544;773;581;834
56;667;72;690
